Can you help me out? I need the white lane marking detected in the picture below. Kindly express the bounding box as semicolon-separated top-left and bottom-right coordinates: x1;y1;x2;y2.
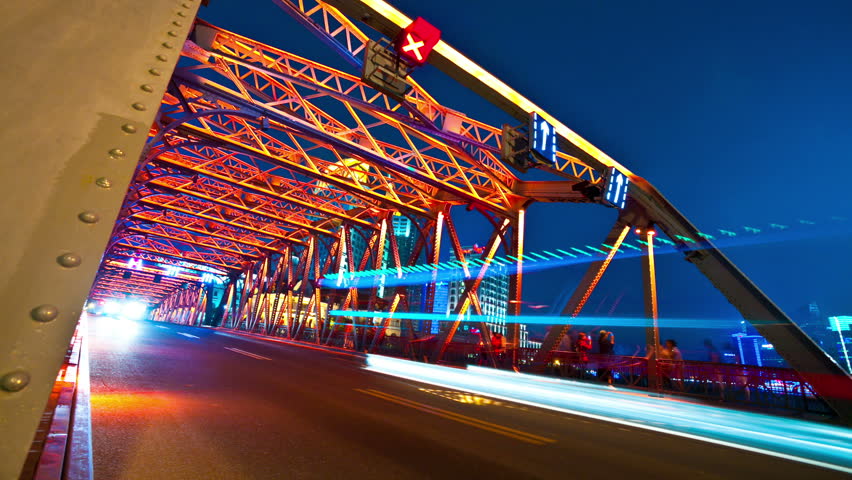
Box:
224;347;271;361
156;325;169;330
177;332;199;339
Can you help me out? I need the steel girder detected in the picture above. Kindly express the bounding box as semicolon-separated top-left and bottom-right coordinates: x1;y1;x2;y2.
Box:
322;0;852;420
0;0;202;475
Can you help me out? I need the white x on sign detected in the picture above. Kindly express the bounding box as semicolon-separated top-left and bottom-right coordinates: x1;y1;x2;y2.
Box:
402;33;425;61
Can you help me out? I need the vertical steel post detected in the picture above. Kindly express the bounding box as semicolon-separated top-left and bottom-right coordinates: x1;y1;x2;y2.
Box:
422;211;445;335
642;230;661;392
430;218;508;364
506;210;525;367
532;222;631;368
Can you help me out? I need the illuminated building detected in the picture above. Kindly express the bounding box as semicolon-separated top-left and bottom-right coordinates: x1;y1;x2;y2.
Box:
342;214;420;336
827;316;852;373
443;245;536;348
731;333;786;368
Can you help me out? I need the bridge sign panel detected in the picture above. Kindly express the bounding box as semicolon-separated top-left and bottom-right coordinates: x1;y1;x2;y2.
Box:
530;112;556;164
395;17;441;67
603;167;629;209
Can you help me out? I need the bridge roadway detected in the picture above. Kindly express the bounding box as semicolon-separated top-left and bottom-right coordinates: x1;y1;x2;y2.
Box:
88;316;845;479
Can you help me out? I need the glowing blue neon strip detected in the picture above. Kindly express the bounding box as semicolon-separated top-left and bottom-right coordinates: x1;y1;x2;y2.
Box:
319;218;851;289
530;252;549;261
330;310;743;329
601;243;622;253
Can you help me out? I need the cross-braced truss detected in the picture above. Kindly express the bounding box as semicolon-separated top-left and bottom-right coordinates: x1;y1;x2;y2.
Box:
87;0;852;420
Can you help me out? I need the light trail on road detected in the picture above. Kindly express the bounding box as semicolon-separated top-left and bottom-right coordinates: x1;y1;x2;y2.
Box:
365;355;852;474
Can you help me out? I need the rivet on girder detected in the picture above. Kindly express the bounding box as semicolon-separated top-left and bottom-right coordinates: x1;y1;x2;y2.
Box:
162;42;174;49
109;148;125;158
141;84;154;93
177;11;186;17
78;211;100;224
95;177;112;189
57;253;82;268
149;68;162;76
167;31;179;37
182;3;191;7
31;305;59;323
122;124;137;134
172;20;182;27
132;103;147;111
156;54;168;62
1;371;30;392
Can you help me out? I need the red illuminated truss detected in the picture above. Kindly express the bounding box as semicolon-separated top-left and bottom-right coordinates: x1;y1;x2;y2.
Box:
86;1;852;420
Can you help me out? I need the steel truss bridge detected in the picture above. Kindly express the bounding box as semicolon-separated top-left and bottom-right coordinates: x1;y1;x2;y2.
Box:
2;1;851;477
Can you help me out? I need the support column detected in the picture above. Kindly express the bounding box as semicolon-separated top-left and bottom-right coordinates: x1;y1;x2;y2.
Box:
430;217;509;364
642;229;661;392
506;209;525;368
422;211;445;335
532;221;631;369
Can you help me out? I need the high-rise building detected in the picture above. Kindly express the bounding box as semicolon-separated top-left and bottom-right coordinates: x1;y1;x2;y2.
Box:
828;316;852;373
337;214;420;335
794;301;831;349
442;245;536;348
731;333;786;368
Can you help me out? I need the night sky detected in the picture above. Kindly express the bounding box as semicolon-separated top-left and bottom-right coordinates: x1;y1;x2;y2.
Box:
199;0;852;358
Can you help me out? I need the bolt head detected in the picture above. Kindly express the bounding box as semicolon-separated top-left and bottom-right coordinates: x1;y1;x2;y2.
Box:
148;68;162;76
57;252;82;268
78;211;100;223
156;54;168;62
132;102;146;111
108;148;125;158
177;11;186;17
167;30;179;37
172;20;182;27
1;371;30;392
140;84;154;93
121;124;137;134
95;177;111;189
31;305;59;322
162;41;174;49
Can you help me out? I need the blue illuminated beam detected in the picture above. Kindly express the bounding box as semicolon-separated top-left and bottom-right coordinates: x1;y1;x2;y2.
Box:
320;216;851;289
330;310;787;329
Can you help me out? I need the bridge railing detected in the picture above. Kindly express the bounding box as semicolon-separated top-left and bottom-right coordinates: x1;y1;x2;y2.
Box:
227;323;832;416
524;350;830;415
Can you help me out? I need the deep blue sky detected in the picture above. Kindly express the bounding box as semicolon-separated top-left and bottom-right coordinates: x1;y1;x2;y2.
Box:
200;1;852;357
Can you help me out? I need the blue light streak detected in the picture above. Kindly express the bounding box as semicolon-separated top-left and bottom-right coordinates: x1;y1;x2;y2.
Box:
364;356;852;473
319;218;851;290
330;310;749;329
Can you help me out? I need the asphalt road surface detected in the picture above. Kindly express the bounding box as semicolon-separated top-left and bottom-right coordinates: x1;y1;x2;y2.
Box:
88;317;847;479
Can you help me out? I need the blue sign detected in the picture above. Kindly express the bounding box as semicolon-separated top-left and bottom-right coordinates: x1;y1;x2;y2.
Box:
530;112;556;164
603;167;629;209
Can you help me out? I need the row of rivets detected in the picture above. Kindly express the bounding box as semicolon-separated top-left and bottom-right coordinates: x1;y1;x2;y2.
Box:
6;0;197;395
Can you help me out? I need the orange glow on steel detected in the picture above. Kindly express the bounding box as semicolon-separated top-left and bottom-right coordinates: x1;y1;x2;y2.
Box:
358;0;634;178
572;225;631;317
646;232;659;321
